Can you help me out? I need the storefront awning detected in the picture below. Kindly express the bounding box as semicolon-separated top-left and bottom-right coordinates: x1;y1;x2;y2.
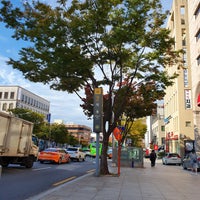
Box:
197;94;200;107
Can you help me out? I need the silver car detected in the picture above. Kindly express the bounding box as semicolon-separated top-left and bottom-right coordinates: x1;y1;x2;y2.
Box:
182;152;200;171
162;153;182;165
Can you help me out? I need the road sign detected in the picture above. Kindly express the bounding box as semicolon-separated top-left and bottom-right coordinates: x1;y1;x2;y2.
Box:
93;88;103;133
113;127;122;141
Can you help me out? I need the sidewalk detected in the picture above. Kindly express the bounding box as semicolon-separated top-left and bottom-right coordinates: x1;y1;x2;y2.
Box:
27;159;200;200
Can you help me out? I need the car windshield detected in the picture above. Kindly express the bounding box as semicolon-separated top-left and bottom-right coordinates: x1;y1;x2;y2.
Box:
44;148;58;152
169;153;179;157
67;148;77;151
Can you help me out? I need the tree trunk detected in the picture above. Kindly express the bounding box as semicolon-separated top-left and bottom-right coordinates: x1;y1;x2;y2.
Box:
100;132;110;175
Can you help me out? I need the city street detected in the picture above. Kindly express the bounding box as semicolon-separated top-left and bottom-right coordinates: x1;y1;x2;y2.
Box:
1;158;199;200
0;159;95;200
27;158;200;200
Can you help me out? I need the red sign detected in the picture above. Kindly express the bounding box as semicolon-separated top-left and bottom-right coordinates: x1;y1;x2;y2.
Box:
113;127;122;141
154;144;158;151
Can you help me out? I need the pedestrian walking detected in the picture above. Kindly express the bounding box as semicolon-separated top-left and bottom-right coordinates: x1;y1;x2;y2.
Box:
149;150;157;167
190;150;198;175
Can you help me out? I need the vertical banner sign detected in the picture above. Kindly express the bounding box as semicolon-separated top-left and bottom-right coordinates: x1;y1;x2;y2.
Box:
93;88;103;133
47;113;51;123
185;89;192;109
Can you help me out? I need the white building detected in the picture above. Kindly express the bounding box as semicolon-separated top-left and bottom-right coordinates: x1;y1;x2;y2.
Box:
0;85;50;120
152;104;165;147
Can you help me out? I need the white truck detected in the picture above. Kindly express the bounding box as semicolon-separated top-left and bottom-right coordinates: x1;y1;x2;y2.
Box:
0;112;39;168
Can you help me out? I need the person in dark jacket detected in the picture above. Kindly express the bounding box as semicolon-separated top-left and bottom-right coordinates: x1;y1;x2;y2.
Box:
149;150;157;167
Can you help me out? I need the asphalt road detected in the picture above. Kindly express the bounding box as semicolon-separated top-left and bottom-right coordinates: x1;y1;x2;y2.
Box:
0;159;96;200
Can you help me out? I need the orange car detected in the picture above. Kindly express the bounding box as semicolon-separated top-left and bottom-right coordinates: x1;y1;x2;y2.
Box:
38;148;70;164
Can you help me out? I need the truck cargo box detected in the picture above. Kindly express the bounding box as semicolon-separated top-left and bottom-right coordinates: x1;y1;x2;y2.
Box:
0;112;38;168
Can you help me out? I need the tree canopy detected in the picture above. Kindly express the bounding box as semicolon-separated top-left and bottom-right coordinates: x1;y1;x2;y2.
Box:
126;119;147;147
8;108;45;135
0;0;183;174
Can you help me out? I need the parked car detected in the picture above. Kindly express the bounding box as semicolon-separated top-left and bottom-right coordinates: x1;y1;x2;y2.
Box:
107;149;112;159
66;147;86;161
38;148;70;164
162;153;182;165
182;152;200;171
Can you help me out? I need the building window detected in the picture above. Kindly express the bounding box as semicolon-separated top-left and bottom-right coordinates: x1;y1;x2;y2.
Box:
10;92;14;99
2;103;7;111
185;121;191;127
182;29;186;46
161;126;165;132
31;98;33;105
4;92;8;99
194;2;200;18
195;29;200;42
9;103;14;109
180;6;185;14
21;94;24;102
28;97;30;104
25;96;27;103
0;92;2;99
197;55;200;65
181;18;185;25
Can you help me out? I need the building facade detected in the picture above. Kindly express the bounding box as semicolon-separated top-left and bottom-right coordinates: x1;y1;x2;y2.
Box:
188;0;200;151
65;123;92;146
164;0;194;156
0;85;50;120
152;104;165;147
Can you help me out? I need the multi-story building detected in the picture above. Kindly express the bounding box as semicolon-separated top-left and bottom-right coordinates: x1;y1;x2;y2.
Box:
188;0;200;151
65;123;92;146
164;0;194;156
152;104;165;148
0;85;50;120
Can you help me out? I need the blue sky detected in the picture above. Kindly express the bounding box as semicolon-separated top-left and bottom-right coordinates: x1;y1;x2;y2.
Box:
0;0;172;129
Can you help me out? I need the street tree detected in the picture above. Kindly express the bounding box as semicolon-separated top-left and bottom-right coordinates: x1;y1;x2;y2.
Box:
0;0;183;174
50;123;69;144
37;122;79;145
125;119;147;147
9;108;45;135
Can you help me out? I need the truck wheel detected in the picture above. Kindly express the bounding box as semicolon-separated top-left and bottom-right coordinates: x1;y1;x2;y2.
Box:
25;157;34;168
